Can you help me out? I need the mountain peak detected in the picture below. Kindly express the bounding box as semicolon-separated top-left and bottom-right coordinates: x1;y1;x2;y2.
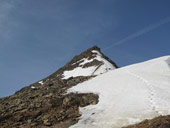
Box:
0;46;118;128
57;46;118;80
84;45;101;52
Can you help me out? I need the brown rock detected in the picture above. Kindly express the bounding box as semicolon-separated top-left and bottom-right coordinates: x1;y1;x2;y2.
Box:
0;46;117;128
43;119;52;126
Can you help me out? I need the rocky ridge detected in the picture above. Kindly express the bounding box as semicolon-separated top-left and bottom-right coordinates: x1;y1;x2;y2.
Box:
0;46;118;128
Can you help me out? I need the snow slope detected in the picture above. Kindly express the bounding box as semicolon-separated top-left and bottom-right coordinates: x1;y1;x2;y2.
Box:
62;50;116;79
68;56;170;128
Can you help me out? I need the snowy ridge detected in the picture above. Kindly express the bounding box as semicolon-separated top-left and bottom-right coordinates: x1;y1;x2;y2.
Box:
62;50;116;79
68;56;170;128
91;50;116;75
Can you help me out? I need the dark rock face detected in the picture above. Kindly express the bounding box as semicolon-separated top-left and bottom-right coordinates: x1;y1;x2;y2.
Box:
123;115;170;128
0;46;115;128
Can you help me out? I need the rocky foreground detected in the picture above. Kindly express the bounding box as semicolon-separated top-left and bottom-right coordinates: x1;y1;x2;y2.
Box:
124;115;170;128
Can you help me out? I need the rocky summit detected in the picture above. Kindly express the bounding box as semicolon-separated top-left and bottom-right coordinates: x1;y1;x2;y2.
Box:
0;46;118;128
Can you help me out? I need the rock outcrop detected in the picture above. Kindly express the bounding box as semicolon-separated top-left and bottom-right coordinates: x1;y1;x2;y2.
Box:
0;46;118;128
123;115;170;128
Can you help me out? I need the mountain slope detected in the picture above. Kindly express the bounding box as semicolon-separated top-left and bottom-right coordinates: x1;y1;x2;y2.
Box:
0;46;118;128
1;46;170;128
69;56;170;128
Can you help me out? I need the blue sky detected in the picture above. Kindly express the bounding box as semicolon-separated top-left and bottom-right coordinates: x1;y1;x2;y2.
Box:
0;0;170;97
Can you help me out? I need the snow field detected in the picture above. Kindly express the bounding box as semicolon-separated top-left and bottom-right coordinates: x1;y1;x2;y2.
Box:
69;56;170;128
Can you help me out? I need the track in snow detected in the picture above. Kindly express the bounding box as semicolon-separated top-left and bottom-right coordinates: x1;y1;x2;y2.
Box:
126;69;160;115
69;56;170;128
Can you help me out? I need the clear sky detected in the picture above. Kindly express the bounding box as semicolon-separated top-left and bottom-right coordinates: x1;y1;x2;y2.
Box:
0;0;170;97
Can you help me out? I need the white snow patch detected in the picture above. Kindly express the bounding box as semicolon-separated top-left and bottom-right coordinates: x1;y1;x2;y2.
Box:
38;81;44;85
31;86;36;89
79;58;94;66
62;66;97;79
72;59;85;66
91;50;102;56
69;56;170;128
72;58;94;66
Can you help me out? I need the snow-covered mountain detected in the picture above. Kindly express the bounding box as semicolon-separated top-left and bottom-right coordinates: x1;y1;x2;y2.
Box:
69;56;170;128
0;46;170;128
0;46;118;128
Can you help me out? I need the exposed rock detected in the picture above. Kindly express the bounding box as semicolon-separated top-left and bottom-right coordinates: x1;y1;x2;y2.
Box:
0;46;115;128
123;115;170;128
43;119;52;126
